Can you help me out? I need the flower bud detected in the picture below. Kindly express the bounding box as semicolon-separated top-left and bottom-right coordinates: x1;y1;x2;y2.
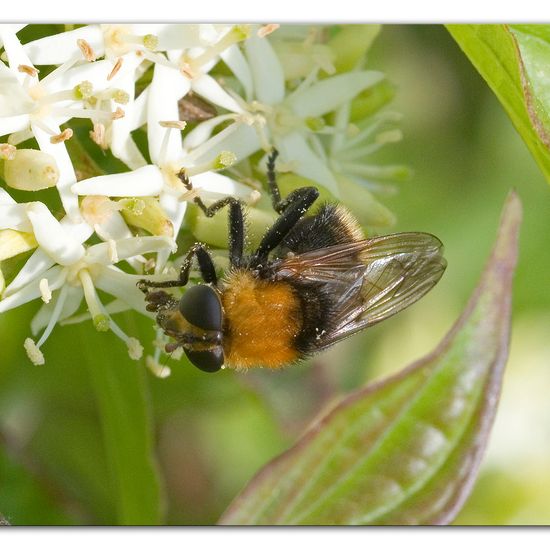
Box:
120;197;174;237
0;229;38;261
2;149;59;191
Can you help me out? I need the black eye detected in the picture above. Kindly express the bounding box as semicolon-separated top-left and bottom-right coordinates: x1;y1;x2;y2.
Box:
179;284;223;331
185;347;224;373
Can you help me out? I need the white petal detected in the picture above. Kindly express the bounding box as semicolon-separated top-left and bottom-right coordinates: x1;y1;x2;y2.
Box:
185;122;260;165
3;249;55;297
71;165;164;197
0;204;32;232
31;285;83;335
287;71;385;119
26;202;85;266
147;63;188;165
129;86;149;131
192;172;255;200
0;265;65;313
32;120;80;221
276;132;339;196
220;44;253;101
94;267;154;313
44;59;113;94
191;74;243;113
135;24;203;51
0;27;37;85
0;63;33;117
94;211;132;241
85;235;176;265
182;114;235;150
0;188;16;205
244;35;285;105
60;216;94;243
24;25;104;65
0;114;29;136
159;191;187;237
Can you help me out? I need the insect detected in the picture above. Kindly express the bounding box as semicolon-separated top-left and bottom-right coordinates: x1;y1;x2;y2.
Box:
138;150;446;373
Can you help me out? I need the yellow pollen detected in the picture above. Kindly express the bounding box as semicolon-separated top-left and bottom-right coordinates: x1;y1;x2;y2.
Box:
18;64;39;77
159;120;187;130
77;39;97;61
50;128;73;144
257;24;280;38
112;107;125;120
108;57;123;80
0;143;17;160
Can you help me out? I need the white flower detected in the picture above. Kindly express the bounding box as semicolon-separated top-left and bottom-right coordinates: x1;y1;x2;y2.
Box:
0;25;134;220
185;33;385;197
0;199;176;363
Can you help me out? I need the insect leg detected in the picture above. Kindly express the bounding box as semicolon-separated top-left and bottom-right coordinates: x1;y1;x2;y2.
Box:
137;243;217;293
266;149;319;215
178;170;245;268
251;186;319;266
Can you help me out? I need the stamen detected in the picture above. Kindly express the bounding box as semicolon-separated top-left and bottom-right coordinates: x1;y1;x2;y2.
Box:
0;144;16;161
18;64;39;77
39;278;52;303
24;338;45;365
146;355;171;378
108;239;119;263
50;128;73;144
79;268;109;331
39;54;81;88
77;38;97;62
107;57;123;81
82;196;122;225
112;107;125;120
159;120;187;130
89;122;107;149
108;315;144;360
8;129;33;146
36;284;69;348
257;24;280;38
185;150;237;176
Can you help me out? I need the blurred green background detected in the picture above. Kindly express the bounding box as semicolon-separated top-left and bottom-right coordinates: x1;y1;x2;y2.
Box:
1;25;550;525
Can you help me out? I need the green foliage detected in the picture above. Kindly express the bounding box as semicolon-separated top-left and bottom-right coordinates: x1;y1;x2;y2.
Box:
447;25;550;184
220;193;521;525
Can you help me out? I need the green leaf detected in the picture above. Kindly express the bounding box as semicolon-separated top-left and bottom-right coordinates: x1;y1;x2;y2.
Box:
219;191;522;525
79;322;163;525
447;25;550;184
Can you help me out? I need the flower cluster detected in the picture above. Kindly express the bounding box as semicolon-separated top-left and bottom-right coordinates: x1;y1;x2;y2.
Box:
0;24;404;374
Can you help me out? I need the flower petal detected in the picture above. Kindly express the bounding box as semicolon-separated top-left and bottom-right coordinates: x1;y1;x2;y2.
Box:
244;35;285;105
0;265;65;313
191;171;255;200
31;120;80;221
191;74;243;113
147;63;188;165
185;121;260;165
30;285;83;335
182;114;236;150
220;44;253;101
0;26;37;85
0;114;29;136
71;165;164;197
276;132;339;196
26;202;85;265
0;204;32;232
287;71;385;119
3;249;55;297
24;25;104;65
85;235;176;265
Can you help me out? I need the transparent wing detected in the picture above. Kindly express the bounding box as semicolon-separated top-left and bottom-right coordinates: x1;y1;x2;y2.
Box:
274;232;446;351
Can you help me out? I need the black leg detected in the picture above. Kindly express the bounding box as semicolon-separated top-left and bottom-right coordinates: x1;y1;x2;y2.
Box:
178;169;245;268
137;243;217;293
251;186;319;266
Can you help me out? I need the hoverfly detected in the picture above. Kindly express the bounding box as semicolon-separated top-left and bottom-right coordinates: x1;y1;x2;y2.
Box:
138;150;446;372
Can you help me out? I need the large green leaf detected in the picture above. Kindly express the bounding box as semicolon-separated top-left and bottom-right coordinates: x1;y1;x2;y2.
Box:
219;191;521;525
447;25;550;184
80;322;163;525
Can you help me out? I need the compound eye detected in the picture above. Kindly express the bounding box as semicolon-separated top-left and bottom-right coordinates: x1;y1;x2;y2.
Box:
179;284;223;331
185;347;224;373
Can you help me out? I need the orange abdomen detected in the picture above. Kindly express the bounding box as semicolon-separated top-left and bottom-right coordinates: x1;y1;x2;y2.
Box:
221;270;303;369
